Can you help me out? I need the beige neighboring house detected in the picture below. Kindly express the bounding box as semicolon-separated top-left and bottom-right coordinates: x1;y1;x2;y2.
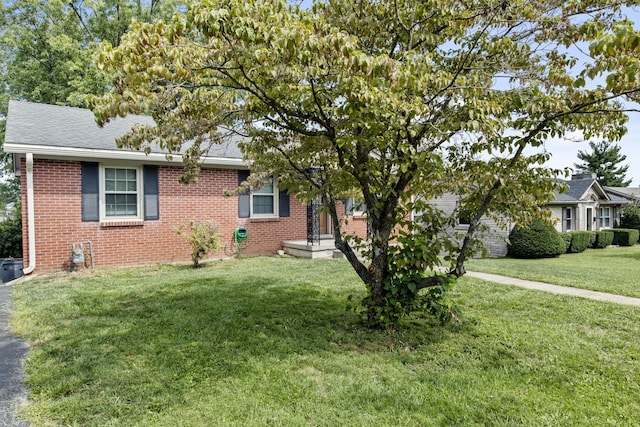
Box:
549;172;638;233
604;186;640;203
427;172;639;258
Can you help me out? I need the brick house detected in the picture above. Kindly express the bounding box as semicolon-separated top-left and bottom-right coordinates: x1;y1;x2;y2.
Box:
4;101;367;273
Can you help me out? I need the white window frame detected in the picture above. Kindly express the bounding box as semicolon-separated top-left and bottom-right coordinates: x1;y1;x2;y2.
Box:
599;206;611;228
250;177;278;218
565;207;572;231
345;197;367;217
99;165;143;221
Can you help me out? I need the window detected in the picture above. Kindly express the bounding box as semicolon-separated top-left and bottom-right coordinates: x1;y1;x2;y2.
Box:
101;166;142;220
250;177;278;217
565;208;572;231
346;198;366;216
599;206;611;228
237;171;289;219
82;163;158;222
458;213;471;226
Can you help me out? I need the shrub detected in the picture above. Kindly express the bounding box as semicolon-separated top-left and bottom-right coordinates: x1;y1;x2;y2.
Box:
507;219;565;259
0;209;22;258
587;231;597;248
567;231;590;253
593;230;614;249
560;232;572;253
620;202;640;231
176;220;222;268
612;228;640;247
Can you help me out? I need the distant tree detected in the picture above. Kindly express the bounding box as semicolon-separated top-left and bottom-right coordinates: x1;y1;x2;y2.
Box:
620;202;640;231
574;141;632;187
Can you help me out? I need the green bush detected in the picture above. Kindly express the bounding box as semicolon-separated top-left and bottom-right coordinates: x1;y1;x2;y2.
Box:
0;209;22;258
507;219;565;259
560;232;572;253
567;231;590;253
620;203;640;231
612;228;640;246
593;230;614;249
587;231;597;248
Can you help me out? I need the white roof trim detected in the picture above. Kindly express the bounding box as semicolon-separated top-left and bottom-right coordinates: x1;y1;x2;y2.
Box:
5;143;246;168
578;180;610;202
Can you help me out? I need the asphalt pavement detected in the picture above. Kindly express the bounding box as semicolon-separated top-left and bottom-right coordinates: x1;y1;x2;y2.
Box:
0;284;29;427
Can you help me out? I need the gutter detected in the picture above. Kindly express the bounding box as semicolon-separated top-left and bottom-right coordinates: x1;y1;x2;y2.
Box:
3;143;246;169
23;153;36;275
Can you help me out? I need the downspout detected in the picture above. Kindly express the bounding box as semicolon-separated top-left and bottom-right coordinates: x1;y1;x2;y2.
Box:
23;153;36;274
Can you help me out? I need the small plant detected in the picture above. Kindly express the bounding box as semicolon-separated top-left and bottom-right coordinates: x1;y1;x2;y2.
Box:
176;220;222;268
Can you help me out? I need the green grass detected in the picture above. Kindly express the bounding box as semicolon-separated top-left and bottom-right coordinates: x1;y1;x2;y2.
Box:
11;257;640;426
465;245;640;298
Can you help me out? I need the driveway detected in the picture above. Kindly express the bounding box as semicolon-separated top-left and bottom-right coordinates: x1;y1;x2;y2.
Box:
0;284;29;427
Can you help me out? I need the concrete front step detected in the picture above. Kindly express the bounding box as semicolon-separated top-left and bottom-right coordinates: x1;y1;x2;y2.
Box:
282;239;342;259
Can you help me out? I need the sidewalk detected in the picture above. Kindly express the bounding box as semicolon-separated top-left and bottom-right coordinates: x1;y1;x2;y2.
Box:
0;284;29;427
466;271;640;307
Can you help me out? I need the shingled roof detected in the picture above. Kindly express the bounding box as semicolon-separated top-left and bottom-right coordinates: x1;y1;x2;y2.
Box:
3;100;244;162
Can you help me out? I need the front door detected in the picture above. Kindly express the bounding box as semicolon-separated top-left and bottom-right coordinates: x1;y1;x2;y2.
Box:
319;211;331;235
587;208;593;231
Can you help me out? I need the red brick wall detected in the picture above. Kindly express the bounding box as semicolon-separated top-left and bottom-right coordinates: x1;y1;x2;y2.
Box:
21;159;309;272
341;213;368;238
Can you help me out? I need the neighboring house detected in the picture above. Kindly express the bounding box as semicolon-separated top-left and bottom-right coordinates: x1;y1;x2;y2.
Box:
604;186;640;204
429;172;639;258
4;101;365;273
424;194;513;258
549;172;638;233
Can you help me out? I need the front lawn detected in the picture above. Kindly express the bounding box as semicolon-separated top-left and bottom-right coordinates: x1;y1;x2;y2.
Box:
465;245;640;298
11;257;640;426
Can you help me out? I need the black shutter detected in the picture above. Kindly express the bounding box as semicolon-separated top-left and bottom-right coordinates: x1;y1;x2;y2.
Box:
279;190;290;217
81;162;99;221
561;207;567;232
238;170;250;218
143;165;159;220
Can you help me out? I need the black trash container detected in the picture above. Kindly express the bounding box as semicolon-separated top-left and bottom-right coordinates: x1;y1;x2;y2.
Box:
2;259;23;283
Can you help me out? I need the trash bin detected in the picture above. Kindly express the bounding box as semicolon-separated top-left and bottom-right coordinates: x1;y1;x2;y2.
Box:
2;259;23;283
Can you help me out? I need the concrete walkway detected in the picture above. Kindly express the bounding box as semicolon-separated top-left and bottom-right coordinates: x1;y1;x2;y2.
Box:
466;271;640;307
0;284;29;427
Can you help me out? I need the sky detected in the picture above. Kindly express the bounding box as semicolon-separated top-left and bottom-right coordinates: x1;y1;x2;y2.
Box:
537;115;640;187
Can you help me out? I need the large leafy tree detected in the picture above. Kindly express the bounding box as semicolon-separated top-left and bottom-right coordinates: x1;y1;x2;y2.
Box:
0;0;185;107
93;0;640;326
0;0;185;221
574;140;632;187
